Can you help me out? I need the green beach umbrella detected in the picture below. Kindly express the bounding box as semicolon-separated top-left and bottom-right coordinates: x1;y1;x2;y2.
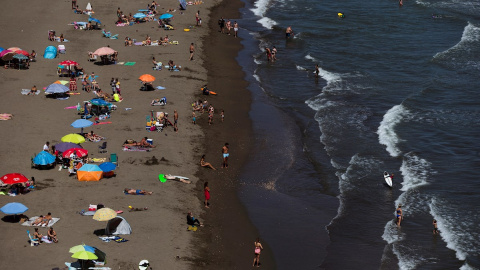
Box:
61;133;86;144
69;244;95;254
158;174;167;183
71;250;98;260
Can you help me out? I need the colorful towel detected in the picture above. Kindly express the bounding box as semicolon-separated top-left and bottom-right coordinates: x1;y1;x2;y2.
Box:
124;62;136;66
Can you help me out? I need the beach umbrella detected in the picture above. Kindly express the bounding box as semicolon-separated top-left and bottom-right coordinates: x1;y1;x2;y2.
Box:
16;50;29;57
61;133;86;144
139;74;155;83
0;49;12;58
93;208;117;221
45;83;69;94
158;174;167;183
93;47;116;56
59;60;78;67
159;13;173;20
1;50;15;61
71;119;93;134
33;151;56;166
69;244;95;254
7;47;21;52
77;164;103;181
0;173;28;185
62;148;88;158
13;54;28;60
54;142;82;152
98;162;116;172
0;202;28;215
133;13;146;19
88;17;101;24
0;47;4;52
54;80;69;85
72;251;98;260
90;98;112;107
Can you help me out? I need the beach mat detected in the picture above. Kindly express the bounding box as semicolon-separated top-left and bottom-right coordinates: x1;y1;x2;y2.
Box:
21;89;40;95
123;146;151;152
124;62;136;66
22;216;60;227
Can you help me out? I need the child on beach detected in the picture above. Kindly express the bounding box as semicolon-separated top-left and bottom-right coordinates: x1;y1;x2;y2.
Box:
192;111;196;124
204;182;210;208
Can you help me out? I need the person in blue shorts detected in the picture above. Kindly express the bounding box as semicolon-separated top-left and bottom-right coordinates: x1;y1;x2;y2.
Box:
222;143;229;168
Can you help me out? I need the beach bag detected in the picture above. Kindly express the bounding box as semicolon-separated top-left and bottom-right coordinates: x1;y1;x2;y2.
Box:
255;247;261;254
89;204;97;211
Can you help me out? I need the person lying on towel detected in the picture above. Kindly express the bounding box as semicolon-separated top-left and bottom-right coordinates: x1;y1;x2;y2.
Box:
124;188;153;195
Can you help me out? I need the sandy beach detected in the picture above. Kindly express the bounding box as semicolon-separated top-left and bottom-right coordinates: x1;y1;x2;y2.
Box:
0;0;272;269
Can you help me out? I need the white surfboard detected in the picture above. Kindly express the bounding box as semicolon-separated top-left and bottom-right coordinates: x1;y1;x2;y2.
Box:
172;175;189;180
384;171;392;187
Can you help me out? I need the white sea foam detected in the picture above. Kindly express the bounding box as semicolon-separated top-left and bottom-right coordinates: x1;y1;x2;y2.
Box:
305;54;318;62
296;65;307;71
253;74;261;83
251;0;271;17
398;153;431;192
377;104;409;157
257;17;278;30
434;22;480;58
253;58;262;65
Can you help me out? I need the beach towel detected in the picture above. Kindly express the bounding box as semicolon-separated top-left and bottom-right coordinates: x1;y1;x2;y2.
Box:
41;236;53;243
99;236;128;243
79;210;96;216
21;89;40;95
156;86;166;90
116;62;125;65
86;157;107;163
123;146;151;152
22;216;60;227
124;62;136;66
64;106;77;109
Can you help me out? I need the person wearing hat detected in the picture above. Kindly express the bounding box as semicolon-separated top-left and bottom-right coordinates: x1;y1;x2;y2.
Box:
396;204;403;227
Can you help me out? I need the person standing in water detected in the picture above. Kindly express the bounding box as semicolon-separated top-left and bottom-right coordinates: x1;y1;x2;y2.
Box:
433;219;439;234
253;238;264;267
285;26;293;38
315;64;320;77
222;143;229;168
396;204;403;227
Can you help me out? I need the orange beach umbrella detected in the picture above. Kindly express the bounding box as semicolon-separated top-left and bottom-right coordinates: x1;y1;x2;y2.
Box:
77;164;103;181
139;74;155;83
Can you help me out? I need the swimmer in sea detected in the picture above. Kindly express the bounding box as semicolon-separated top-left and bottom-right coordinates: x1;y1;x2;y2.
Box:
432;219;439;234
286;26;293;39
396;204;403;227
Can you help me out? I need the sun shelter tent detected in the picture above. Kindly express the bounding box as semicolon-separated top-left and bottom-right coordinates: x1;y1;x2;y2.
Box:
43;46;57;59
106;216;131;235
179;0;187;10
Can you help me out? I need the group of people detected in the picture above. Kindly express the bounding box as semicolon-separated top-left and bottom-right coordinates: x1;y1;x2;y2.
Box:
2;177;35;196
33;227;58;244
265;46;277;62
218;17;239;38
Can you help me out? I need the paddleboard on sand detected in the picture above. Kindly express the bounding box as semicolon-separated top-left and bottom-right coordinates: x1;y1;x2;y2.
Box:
384;171;392;187
172;175;189;180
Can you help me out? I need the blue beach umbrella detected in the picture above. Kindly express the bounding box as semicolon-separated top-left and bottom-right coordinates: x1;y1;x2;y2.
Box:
33;151;56;166
138;9;149;12
88;17;101;24
69;244;96;253
159;13;173;20
54;142;82;153
45;83;69;94
71;119;93;134
90;98;112;107
0;47;5;52
0;202;28;215
78;164;102;172
98;162;116;172
133;13;146;19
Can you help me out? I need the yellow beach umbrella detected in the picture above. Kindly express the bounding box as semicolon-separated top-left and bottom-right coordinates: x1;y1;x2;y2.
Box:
93;208;117;221
72;250;98;260
54;80;69;85
61;133;86;144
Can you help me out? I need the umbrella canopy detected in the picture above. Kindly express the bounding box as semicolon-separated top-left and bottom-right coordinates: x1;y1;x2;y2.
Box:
0;50;12;57
139;74;155;83
72;251;98;260
59;60;78;66
54;80;69;85
88;17;101;24
133;13;146;19
33;151;56;165
90;98;112;107
77;164;103;181
13;54;28;60
70;244;95;253
45;83;69;94
159;13;173;20
7;47;21;52
61;134;86;144
0;47;4;52
71;119;93;128
1;50;15;61
54;142;82;152
93;208;117;221
1;173;28;185
93;47;116;56
99;162;116;172
16;50;30;57
0;202;28;215
62;148;88;158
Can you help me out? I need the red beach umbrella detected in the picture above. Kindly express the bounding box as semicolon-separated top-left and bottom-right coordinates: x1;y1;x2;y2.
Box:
62;148;88;158
59;60;79;66
16;50;30;57
0;173;29;185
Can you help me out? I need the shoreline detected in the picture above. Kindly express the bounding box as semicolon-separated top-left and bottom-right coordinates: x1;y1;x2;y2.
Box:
191;0;276;269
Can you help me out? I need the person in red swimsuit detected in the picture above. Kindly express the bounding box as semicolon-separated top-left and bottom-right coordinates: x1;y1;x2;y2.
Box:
204;182;210;208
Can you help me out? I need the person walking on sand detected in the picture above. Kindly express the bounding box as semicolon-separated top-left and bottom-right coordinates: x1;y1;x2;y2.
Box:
234;21;238;37
222;143;229;168
396;204;403;227
174;110;179;132
196;10;200;26
189;43;195;61
204;182;210;208
221;110;225;122
253;238;264;267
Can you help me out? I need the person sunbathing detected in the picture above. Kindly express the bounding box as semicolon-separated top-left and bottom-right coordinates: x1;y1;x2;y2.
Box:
86;131;103;141
28;85;38;95
164;174;191;184
124;188;153;195
31;215;44;226
151;98;166;106
200;155;216;170
40;212;52;226
75;5;83;13
47;227;58;243
128;206;148;212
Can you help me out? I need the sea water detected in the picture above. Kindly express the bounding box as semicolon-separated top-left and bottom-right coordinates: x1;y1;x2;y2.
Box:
233;0;480;269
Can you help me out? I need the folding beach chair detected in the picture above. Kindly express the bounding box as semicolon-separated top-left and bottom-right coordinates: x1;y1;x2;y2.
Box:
98;142;107;153
109;153;118;166
102;30;112;38
27;230;39;246
110;34;119;40
58;45;66;54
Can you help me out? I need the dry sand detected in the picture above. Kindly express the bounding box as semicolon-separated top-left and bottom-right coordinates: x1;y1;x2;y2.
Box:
0;0;230;269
